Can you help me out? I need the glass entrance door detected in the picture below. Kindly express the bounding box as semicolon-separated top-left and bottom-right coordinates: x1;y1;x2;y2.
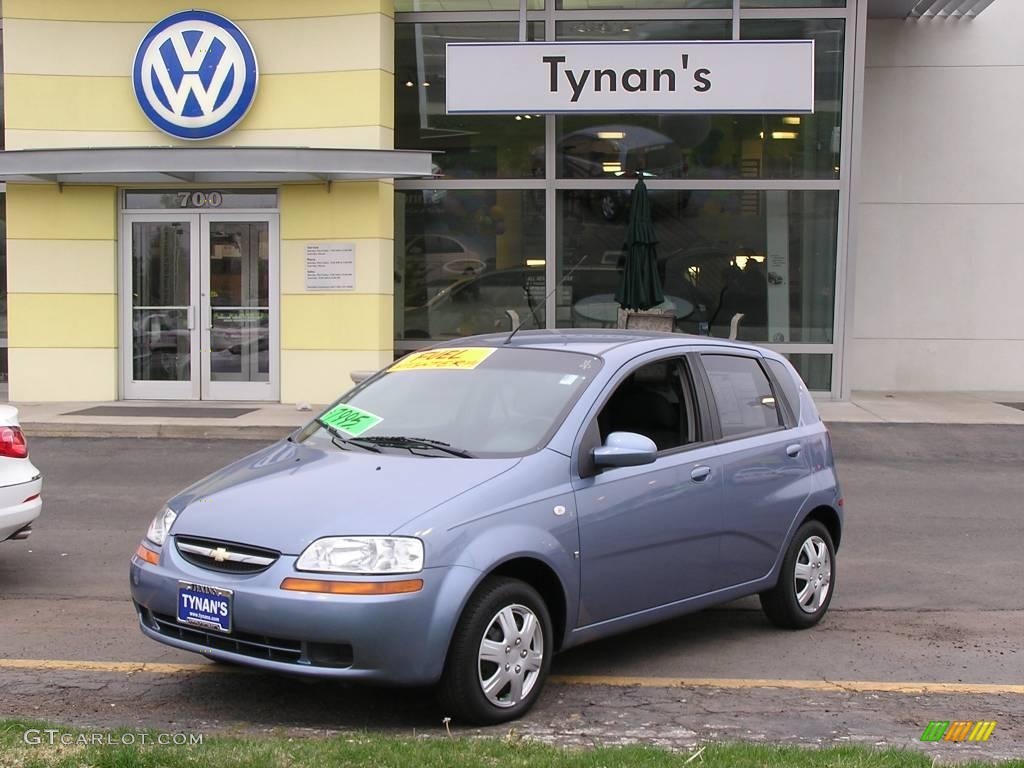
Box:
121;212;279;400
201;215;278;401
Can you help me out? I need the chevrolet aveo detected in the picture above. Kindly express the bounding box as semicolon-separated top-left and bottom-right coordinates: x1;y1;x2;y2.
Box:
130;330;843;724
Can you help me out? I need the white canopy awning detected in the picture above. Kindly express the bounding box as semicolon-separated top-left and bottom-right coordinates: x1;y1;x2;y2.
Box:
868;0;998;18
0;146;434;185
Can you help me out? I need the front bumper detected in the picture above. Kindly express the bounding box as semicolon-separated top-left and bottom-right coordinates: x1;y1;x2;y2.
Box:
130;537;480;685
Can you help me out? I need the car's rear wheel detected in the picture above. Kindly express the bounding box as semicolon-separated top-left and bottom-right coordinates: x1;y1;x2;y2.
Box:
760;520;835;629
438;577;552;724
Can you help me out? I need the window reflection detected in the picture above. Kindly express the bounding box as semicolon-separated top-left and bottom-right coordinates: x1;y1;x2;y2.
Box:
396;22;545;179
396;190;546;342
556;19;844;180
557;190;838;343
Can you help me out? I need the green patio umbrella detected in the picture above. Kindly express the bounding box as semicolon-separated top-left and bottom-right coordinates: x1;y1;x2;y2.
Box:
615;176;664;311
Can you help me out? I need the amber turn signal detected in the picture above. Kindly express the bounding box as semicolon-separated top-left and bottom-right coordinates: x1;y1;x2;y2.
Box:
280;577;423;595
134;543;160;565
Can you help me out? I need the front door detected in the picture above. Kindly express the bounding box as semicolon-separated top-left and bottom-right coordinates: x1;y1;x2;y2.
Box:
122;212;279;400
572;354;724;627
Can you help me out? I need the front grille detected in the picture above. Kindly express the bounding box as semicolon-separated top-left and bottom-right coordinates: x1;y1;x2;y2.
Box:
143;609;353;668
174;536;280;574
148;610;304;663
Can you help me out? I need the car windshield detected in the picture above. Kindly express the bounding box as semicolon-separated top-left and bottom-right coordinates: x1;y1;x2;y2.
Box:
298;346;602;458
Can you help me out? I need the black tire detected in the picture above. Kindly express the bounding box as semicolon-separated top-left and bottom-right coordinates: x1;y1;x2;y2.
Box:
760;520;836;630
437;577;553;725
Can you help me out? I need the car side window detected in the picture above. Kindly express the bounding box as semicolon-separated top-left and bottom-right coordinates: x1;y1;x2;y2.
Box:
701;354;782;439
595;358;698;453
765;358;802;424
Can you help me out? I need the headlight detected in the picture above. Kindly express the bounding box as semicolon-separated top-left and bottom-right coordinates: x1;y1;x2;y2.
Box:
146;506;178;547
296;536;424;575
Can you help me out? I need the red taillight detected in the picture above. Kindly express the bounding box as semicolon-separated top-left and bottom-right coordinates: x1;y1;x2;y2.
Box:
0;426;28;459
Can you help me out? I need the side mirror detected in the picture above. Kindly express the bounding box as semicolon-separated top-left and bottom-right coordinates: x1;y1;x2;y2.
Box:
592;431;658;469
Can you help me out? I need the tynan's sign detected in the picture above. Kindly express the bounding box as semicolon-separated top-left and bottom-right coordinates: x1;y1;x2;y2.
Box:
133;10;259;140
446;40;814;114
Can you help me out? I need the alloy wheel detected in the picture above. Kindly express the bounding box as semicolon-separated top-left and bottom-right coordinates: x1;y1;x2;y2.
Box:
794;535;832;613
477;603;544;708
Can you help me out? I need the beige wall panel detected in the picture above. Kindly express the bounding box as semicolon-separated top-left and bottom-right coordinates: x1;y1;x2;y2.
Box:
848;339;1024;392
3;0;392;22
281;240;395;295
281;183;394;241
8;294;118;349
8;348;119;402
7;241;117;295
6;185;117;241
854;204;1024;342
6;71;394;133
5;126;394;151
280;350;393;405
4;15;394;77
281;294;393;351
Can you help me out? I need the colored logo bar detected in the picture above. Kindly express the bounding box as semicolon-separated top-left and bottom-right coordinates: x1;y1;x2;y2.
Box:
920;721;997;742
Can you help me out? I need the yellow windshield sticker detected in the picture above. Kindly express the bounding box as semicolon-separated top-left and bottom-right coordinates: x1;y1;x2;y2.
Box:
389;347;496;372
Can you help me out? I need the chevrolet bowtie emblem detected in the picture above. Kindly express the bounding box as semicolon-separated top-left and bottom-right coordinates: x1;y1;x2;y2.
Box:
212;547;229;563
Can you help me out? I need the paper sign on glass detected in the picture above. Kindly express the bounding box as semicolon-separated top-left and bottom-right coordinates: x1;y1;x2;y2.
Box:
319;404;382;437
389;348;496;372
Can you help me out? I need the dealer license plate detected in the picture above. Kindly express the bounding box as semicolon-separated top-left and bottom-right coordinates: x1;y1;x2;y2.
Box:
177;581;233;634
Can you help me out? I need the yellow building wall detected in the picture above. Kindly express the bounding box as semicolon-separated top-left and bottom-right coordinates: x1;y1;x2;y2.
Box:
3;1;395;150
6;185;120;401
4;2;398;403
279;183;394;405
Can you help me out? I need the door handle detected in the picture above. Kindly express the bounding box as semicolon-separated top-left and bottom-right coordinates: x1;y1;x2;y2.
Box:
690;465;711;482
186;306;195;331
786;443;802;458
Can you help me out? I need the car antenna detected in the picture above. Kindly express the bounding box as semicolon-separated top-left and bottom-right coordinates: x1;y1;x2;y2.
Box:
504;255;588;345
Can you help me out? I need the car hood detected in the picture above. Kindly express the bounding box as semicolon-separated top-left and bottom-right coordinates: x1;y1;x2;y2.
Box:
168;440;521;555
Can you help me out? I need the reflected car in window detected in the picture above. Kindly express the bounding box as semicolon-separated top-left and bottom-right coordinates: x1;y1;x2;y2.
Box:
130;331;843;725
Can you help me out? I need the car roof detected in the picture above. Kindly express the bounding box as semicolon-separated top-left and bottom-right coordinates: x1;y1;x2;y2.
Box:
432;329;764;358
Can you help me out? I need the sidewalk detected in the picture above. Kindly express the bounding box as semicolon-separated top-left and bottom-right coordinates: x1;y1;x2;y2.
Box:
7;390;1024;440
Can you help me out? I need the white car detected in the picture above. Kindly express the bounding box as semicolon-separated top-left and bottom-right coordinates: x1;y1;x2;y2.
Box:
0;406;41;542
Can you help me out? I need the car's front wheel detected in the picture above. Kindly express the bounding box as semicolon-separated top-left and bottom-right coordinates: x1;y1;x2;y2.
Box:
438;577;552;724
760;520;836;629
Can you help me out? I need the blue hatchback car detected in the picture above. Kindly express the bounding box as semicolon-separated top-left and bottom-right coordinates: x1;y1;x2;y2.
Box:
130;330;843;724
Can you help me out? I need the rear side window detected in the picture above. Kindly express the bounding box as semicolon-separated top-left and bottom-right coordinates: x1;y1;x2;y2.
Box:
701;354;781;439
765;358;802;423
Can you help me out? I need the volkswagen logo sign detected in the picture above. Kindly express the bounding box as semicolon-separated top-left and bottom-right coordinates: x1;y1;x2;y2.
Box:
133;10;258;140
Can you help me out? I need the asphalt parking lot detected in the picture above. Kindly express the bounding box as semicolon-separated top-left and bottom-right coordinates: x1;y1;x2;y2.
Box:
0;425;1021;759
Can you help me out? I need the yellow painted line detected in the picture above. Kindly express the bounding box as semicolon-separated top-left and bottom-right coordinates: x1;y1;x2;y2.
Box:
0;659;225;674
549;675;1024;696
0;660;1021;695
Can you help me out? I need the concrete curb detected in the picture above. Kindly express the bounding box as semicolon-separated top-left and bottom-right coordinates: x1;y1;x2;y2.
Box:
23;422;296;441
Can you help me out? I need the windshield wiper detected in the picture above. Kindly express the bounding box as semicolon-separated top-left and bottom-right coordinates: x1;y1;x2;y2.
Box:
358;435;475;459
317;419;382;453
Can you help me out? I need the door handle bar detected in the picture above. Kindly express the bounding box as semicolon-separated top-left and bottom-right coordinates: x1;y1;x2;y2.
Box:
690;465;711;482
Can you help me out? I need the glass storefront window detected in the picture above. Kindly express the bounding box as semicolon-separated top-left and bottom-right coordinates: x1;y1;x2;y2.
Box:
556;189;838;343
559;1;730;8
744;1;844;7
396;190;546;343
555;19;844;180
786;353;832;392
397;0;543;9
396;22;545;179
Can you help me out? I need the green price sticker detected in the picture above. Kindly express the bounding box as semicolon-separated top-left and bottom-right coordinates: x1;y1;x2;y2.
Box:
319;403;382;437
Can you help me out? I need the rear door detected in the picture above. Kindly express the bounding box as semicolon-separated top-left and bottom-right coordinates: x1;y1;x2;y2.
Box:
572;351;724;627
696;351;813;590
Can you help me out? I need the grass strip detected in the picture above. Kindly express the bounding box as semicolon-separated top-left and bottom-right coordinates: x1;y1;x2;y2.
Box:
1;720;1020;768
